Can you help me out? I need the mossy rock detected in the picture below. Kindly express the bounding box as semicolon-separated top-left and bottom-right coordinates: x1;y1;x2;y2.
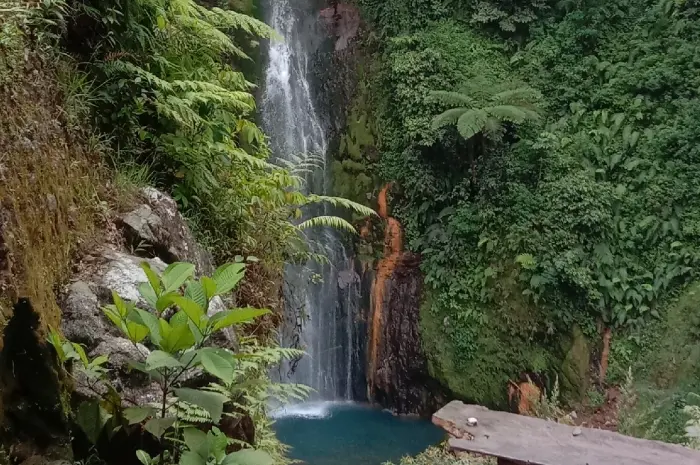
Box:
559;325;590;403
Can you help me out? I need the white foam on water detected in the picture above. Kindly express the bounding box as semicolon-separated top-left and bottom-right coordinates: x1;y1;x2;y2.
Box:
270;401;354;419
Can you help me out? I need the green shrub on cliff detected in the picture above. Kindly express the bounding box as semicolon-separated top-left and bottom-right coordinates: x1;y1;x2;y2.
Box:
358;0;700;407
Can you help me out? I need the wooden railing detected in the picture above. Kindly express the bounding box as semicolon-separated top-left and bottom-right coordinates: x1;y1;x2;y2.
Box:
433;401;700;465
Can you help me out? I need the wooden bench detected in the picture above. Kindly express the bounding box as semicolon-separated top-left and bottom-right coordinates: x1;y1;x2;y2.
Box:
433;401;700;465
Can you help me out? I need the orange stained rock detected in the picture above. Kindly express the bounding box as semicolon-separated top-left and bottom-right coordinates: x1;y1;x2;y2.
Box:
368;183;403;396
377;182;392;219
508;380;542;416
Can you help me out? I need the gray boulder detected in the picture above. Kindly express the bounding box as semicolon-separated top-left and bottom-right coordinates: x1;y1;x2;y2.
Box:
120;187;214;275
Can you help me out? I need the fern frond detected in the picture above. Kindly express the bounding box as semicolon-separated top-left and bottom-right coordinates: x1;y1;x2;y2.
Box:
172;400;212;423
297;216;357;233
487;105;535;124
432;108;468;130
430;90;476;107
491;86;541;106
457;108;489;140
483;117;504;138
305;195;377;218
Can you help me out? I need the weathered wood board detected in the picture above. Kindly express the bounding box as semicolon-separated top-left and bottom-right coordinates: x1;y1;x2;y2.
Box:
433;401;700;465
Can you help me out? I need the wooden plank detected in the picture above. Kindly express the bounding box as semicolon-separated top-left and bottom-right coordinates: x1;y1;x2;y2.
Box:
433;401;700;465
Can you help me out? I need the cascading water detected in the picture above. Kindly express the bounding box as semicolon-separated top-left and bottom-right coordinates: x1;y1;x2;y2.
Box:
260;0;361;404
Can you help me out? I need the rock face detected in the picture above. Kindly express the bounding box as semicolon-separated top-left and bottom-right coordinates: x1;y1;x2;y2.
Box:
368;253;447;416
61;189;233;406
119;187;214;275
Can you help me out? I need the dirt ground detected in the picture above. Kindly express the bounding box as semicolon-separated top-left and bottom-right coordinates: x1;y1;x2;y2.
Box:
575;387;622;431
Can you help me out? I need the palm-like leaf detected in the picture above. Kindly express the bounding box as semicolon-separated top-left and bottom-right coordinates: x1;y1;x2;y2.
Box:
432;108;468;130
297;216;357;233
457;108;489;140
430;77;541;141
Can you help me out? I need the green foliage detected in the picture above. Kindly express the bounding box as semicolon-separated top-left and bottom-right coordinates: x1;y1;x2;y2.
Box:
617;282;700;445
63;0;373;295
684;393;700;449
360;0;700;405
51;261;277;465
586;389;605;409
431;77;541;141
385;446;494;465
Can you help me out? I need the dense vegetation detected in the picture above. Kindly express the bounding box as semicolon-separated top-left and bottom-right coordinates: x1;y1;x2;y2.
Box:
354;0;700;434
1;1;371;463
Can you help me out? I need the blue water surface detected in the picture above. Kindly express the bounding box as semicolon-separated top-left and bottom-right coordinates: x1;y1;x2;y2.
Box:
272;402;445;465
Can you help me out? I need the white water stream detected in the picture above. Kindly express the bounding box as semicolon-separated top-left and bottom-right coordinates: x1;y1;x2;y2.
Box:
261;0;360;408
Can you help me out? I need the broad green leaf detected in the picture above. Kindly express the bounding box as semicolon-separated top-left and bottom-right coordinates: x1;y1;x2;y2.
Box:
161;323;195;353
140;261;162;294
112;291;128;317
180;451;207;465
124;407;156;425
174;388;228;422
183;427;209;458
71;342;89;367
200;349;234;383
126;321;149;343
103;306;123;328
156;291;182;314
167;295;206;329
89;354;109;368
144;416;175;438
171;310;189;327
179;350;201;368
222;450;274;465
185;281;207;309
202;276;217;299
77;400;112;444
146;350;183;371
159;318;173;340
131;309;161;346
162;262;196;293
189;319;204;344
212;263;245;295
129;361;165;382
211;308;270;331
48;330;66;362
136;450;151;465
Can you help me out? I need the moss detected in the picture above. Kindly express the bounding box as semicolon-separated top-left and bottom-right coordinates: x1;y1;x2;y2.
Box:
331;74;380;205
0;25;100;340
420;289;560;408
559;325;590;403
618;281;700;443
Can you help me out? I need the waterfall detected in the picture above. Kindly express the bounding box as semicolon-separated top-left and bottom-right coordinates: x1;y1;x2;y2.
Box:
261;0;360;402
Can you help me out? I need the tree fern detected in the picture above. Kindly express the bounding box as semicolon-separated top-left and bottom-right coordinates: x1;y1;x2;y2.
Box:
431;76;542;142
297;216;358;233
305;194;377;218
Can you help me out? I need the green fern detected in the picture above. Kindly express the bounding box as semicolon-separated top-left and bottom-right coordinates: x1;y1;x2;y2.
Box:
297;215;357;233
431;76;542;141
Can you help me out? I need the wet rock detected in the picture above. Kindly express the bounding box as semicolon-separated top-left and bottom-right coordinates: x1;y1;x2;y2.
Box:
320;3;360;51
369;253;447;416
120;188;213;274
